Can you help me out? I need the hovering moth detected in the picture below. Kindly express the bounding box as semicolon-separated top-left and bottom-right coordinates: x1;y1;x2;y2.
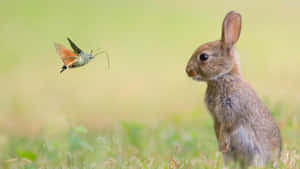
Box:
54;38;109;73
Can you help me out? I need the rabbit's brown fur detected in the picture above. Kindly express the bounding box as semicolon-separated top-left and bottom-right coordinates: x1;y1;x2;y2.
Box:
186;11;281;168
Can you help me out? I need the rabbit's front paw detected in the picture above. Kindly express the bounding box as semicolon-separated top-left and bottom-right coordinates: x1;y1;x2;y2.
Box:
219;141;230;153
219;134;230;153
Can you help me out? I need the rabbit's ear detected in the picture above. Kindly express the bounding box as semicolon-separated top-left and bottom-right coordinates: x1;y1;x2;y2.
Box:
221;11;242;48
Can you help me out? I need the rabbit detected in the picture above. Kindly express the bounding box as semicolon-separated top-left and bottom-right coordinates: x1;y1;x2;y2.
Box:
185;11;282;168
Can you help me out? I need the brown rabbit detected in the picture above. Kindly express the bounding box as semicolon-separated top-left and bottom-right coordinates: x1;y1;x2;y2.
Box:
185;11;281;168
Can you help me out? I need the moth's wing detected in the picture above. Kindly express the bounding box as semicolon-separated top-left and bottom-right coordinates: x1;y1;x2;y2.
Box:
67;38;83;54
54;43;78;66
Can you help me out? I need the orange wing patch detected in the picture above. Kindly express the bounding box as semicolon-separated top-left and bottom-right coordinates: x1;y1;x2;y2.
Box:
54;43;78;66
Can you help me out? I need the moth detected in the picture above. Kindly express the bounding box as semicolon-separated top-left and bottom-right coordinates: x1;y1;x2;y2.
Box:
54;38;110;73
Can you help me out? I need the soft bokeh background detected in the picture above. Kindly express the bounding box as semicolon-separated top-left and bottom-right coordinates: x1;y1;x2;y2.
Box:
0;0;300;168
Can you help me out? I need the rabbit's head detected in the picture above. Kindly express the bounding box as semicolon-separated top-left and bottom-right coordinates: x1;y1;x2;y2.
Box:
186;11;242;81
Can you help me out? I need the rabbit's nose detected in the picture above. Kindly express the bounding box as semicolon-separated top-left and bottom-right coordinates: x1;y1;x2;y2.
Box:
186;65;197;77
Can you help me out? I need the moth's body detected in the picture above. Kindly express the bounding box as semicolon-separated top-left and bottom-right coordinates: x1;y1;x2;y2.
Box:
54;38;108;73
71;52;94;68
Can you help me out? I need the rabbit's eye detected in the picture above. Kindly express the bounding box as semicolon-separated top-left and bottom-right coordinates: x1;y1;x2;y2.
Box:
198;53;209;61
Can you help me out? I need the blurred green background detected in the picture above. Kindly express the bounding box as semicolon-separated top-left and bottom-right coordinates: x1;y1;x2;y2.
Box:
0;0;300;168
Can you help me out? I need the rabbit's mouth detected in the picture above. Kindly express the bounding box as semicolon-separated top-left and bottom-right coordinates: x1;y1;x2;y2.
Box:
192;75;204;81
186;65;204;81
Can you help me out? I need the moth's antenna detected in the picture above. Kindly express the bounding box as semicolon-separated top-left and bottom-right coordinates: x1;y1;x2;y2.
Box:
93;49;110;69
94;48;103;52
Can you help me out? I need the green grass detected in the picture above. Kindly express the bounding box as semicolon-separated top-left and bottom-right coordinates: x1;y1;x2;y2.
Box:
0;117;299;169
0;104;300;169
